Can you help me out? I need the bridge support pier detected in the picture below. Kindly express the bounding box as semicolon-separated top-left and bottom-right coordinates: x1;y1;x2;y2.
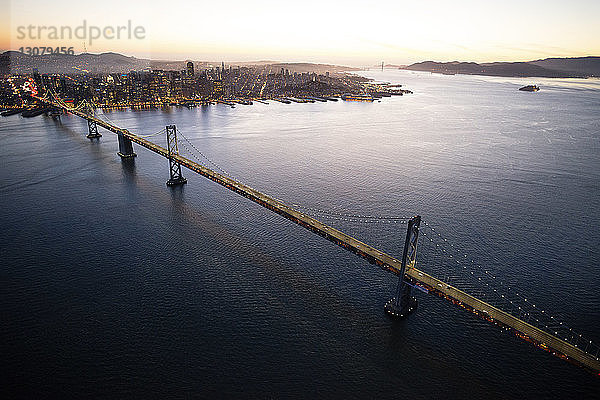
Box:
86;119;102;139
117;132;137;159
165;124;187;186
49;108;62;120
385;215;421;318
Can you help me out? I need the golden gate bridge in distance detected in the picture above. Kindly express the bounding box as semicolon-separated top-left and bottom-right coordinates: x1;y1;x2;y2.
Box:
27;88;600;376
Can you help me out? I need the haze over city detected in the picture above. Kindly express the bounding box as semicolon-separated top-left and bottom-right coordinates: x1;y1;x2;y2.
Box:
3;0;600;65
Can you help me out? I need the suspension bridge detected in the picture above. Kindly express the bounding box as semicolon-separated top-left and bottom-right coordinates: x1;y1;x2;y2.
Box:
31;91;600;375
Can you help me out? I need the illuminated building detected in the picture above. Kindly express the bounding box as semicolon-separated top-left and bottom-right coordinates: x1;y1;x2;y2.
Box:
212;79;224;98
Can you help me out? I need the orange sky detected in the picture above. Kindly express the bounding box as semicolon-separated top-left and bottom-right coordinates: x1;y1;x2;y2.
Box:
3;0;599;66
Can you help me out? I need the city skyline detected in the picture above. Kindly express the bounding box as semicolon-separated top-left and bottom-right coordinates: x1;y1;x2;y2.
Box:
2;0;600;66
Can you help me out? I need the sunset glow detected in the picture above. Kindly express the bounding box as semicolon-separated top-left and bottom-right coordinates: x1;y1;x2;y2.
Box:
3;0;599;65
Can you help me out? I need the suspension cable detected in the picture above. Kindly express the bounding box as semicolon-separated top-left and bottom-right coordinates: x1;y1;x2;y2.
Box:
421;221;599;356
176;129;233;177
290;204;413;221
136;127;166;138
303;212;409;224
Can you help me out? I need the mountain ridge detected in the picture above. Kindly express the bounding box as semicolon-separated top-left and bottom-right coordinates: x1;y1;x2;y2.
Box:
403;57;600;78
2;51;598;78
0;51;358;75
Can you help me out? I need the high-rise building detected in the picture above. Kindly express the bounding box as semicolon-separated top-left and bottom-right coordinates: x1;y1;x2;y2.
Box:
183;64;196;97
32;68;42;92
212;79;224;98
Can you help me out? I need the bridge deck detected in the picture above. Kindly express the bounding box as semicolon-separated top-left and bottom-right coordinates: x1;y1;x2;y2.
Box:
44;99;600;374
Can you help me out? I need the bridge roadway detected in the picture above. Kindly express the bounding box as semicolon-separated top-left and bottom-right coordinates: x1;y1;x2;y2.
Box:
43;99;600;374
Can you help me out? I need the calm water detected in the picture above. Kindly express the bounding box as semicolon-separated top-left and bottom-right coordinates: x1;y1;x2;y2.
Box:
2;70;599;398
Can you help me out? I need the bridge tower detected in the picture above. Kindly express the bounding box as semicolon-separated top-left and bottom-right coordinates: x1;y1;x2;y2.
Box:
165;125;187;186
85;104;101;139
117;131;137;159
385;215;421;318
86;119;102;139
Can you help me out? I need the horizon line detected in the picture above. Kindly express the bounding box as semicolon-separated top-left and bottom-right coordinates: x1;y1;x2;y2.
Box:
2;48;600;69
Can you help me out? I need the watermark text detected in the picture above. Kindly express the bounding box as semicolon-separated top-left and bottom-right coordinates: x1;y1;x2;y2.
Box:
15;20;146;45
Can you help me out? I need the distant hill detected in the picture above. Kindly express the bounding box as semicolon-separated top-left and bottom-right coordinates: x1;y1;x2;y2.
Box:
4;51;596;78
269;63;359;74
529;57;600;77
403;57;600;78
0;51;212;75
0;51;357;76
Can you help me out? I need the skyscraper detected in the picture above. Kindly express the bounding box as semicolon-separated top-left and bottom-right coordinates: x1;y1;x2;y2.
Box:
186;61;194;77
212;79;224;99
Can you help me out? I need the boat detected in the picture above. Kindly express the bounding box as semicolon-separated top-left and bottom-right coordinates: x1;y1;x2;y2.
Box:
233;99;253;105
287;97;313;103
519;85;540;92
341;94;375;102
